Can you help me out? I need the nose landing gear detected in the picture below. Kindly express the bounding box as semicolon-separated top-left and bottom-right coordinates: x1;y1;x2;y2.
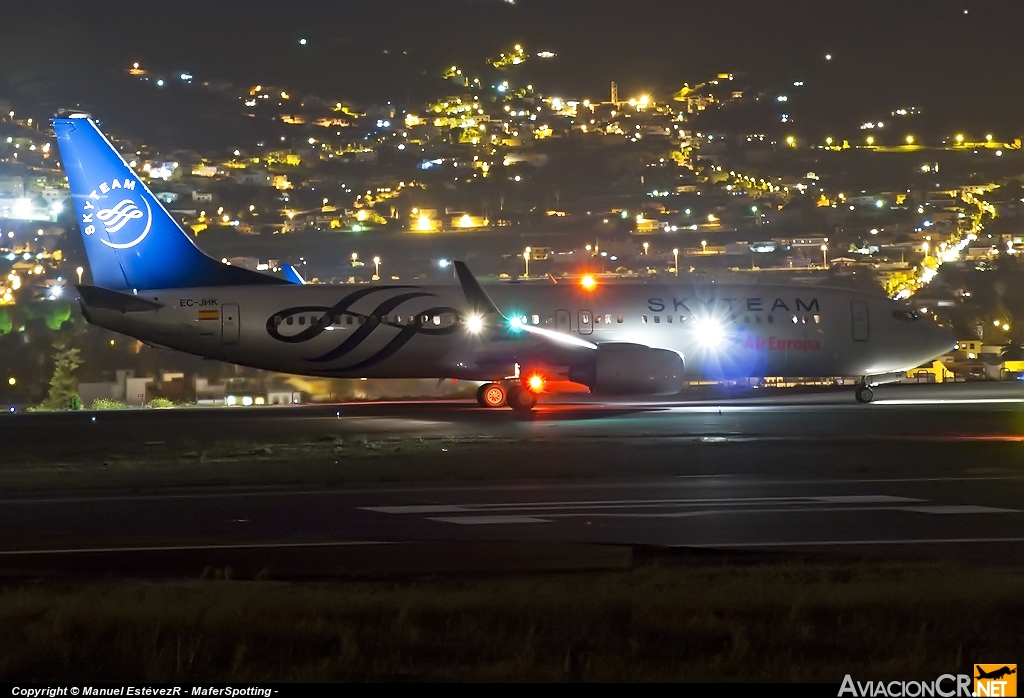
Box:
855;383;874;403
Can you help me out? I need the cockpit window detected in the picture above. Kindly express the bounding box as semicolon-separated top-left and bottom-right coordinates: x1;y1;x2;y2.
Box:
892;310;920;322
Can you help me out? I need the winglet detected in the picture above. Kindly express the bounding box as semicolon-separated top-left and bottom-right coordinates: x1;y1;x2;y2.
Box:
453;260;503;317
281;264;306;285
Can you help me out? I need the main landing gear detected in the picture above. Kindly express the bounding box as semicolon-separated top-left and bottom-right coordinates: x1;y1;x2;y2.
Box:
476;382;508;408
476;382;538;412
854;383;874;404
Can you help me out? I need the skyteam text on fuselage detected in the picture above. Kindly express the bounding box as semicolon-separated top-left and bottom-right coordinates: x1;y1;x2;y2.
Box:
54;115;955;410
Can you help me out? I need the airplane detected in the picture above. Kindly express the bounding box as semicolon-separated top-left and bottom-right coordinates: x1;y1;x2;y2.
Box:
54;114;955;411
976;667;1017;681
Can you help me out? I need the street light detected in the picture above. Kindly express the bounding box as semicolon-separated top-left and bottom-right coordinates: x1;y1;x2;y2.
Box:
75;266;83;284
373;256;380;280
642;241;649;255
701;240;707;254
673;248;679;276
523;247;531;277
820;244;828;267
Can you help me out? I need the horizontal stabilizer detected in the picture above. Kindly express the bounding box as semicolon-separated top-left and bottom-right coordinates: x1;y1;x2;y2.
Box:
77;285;164;313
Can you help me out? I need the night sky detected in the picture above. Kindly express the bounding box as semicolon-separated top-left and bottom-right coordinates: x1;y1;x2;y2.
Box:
1;0;1022;132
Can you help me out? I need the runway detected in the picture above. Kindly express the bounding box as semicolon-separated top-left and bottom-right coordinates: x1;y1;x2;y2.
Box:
3;381;1024;575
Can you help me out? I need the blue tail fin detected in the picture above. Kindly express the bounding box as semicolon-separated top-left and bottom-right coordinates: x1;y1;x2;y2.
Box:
53;115;287;290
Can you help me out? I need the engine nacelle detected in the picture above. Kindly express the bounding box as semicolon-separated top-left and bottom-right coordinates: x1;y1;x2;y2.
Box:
569;344;684;395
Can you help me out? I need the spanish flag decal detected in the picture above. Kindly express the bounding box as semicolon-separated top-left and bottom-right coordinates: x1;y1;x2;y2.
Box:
198;309;220;321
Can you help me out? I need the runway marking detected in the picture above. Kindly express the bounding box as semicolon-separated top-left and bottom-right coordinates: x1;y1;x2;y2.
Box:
4;475;1024;508
685;537;1024;549
898;505;1020;514
427;516;552;525
360;495;923;516
874;398;1024;405
0;540;393;556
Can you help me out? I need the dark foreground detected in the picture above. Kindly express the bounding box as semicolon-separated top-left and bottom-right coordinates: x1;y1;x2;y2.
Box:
3;382;1024;681
4;554;1022;682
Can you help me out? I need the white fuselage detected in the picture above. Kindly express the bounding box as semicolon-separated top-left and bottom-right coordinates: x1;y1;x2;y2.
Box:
82;281;954;383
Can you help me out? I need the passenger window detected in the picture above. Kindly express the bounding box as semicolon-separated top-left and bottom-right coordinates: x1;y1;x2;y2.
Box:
359;316;366;325
605;314;612;324
531;314;540;325
273;315;282;326
298;316;306;326
791;316;798;324
286;316;294;326
744;316;750;324
755;315;762;324
617;315;623;323
654;315;661;323
346;315;354;325
813;314;821;324
334;315;342;326
666;315;673;323
767;315;774;324
545;316;554;325
642;315;648;323
433;315;441;325
595;315;602;324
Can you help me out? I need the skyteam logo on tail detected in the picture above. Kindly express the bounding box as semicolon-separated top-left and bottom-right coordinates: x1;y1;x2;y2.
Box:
81;178;152;249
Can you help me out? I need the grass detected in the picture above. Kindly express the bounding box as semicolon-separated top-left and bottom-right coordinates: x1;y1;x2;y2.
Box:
4;435;1024;493
1;559;1021;681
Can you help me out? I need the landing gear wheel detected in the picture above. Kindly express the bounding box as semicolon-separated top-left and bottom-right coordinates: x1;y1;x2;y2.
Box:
507;386;538;412
855;385;874;404
477;382;507;408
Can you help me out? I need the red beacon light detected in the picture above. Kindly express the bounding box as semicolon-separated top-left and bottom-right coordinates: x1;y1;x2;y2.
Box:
580;275;596;290
527;373;546;393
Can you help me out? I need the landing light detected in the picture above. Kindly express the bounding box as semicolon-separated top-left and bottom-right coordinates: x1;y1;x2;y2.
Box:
693;316;727;349
580;275;596;290
508;316;523;332
465;313;484;334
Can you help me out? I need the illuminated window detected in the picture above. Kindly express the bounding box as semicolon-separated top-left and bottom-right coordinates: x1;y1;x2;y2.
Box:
813;314;821;324
642;315;648;323
394;315;403;324
595;314;602;324
792;316;798;324
605;314;612;324
433;315;441;325
532;314;540;325
581;313;590;324
801;315;807;324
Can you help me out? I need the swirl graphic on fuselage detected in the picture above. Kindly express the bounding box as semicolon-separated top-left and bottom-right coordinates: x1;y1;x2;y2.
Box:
265;286;460;371
96;199;144;233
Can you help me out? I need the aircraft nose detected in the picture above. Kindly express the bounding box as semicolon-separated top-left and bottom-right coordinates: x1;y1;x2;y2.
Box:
922;322;956;361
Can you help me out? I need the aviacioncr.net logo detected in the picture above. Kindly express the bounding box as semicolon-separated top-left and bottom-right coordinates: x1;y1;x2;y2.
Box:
81;177;152;249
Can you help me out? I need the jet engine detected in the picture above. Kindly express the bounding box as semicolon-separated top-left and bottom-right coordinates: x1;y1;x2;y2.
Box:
569;343;684;395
